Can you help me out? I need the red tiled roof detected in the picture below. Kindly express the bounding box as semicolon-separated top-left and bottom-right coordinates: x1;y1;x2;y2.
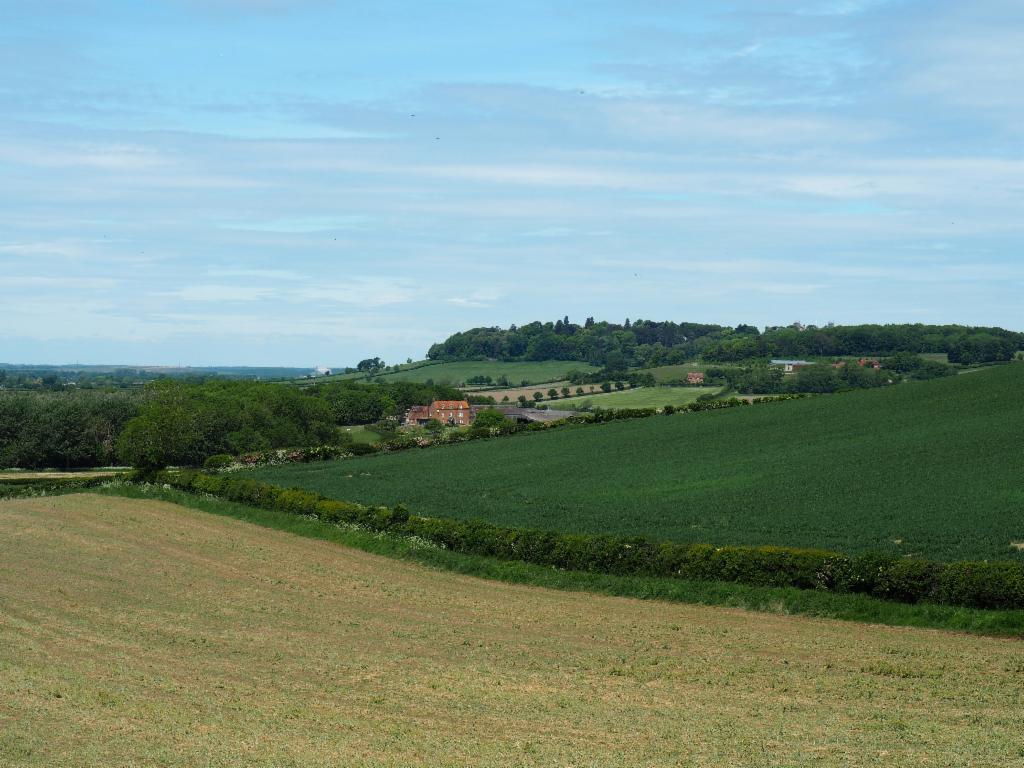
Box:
431;400;470;410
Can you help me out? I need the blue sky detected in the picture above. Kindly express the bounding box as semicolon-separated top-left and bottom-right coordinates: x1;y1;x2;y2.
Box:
1;0;1021;366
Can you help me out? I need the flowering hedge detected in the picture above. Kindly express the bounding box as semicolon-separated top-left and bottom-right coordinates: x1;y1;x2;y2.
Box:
150;469;1024;611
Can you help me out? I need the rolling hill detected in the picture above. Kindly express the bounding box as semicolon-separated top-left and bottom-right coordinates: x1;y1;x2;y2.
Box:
318;360;599;387
2;493;1022;766
254;364;1024;561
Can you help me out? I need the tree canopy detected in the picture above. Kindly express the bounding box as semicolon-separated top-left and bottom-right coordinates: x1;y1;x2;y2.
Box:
427;319;1023;367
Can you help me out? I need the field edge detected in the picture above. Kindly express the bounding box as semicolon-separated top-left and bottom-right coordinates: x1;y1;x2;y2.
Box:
87;485;1024;638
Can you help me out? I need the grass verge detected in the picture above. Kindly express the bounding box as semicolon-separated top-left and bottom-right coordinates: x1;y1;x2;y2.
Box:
92;483;1024;637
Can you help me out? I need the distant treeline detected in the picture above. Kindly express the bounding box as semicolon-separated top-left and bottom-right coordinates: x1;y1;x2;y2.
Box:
0;364;319;392
428;319;1024;368
703;324;1022;364
1;379;461;470
428;318;727;369
0;391;140;469
119;379;464;469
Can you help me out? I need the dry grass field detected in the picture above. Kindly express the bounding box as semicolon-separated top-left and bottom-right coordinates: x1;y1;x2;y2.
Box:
464;380;577;403
0;470;125;482
2;494;1023;767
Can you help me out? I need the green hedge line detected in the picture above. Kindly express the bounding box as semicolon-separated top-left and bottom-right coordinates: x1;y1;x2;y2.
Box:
150;470;1024;611
0;476;111;498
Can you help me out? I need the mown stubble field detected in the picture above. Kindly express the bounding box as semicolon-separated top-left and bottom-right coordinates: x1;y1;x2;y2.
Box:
2;494;1022;767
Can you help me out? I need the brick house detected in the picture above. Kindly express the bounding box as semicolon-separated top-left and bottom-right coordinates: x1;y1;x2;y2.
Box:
404;400;474;427
430;400;473;425
686;371;706;385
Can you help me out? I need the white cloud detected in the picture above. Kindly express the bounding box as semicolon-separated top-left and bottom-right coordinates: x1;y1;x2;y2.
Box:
166;284;274;302
445;289;503;309
290;278;418;307
0;241;90;258
0;141;169;171
0;276;120;290
217;215;374;233
206;267;308;281
749;281;829;295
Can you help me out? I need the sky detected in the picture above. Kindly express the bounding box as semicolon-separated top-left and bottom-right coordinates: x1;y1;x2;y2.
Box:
1;0;1022;367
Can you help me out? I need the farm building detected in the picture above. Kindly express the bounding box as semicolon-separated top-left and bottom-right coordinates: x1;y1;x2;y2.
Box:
404;405;431;425
404;400;475;426
494;406;575;423
686;371;706;385
770;359;813;374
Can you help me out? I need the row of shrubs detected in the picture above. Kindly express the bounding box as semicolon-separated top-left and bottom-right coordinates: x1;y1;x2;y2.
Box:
202;444;364;470
207;395;808;470
0;476;111;499
153;469;1024;611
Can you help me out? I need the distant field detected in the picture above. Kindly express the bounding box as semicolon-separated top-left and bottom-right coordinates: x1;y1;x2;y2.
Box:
373;360;598;386
466;380;574;402
254;365;1024;561
318;360;599;387
340;425;380;444
543;385;720;410
644;362;707;383
310;360;436;383
3;494;1023;767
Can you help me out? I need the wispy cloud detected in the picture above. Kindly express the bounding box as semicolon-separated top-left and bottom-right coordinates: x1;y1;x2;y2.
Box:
164;284;275;302
206;267;308;281
291;279;419;307
0;276;121;290
218;215;375;233
446;289;504;309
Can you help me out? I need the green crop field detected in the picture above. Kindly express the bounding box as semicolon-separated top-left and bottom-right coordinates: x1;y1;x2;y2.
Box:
4;493;1023;766
543;385;720;410
644;362;708;383
254;364;1024;562
320;360;599;387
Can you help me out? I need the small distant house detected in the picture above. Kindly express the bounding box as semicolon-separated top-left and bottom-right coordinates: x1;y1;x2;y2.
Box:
314;366;332;376
686;371;706;385
858;358;881;370
404;400;474;427
770;359;813;374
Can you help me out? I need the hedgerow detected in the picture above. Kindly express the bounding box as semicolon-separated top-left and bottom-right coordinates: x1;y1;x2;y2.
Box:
148;469;1024;611
0;476;111;498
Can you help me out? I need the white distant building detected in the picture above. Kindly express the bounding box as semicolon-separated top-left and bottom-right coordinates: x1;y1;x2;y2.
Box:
770;359;813;374
314;366;332;376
